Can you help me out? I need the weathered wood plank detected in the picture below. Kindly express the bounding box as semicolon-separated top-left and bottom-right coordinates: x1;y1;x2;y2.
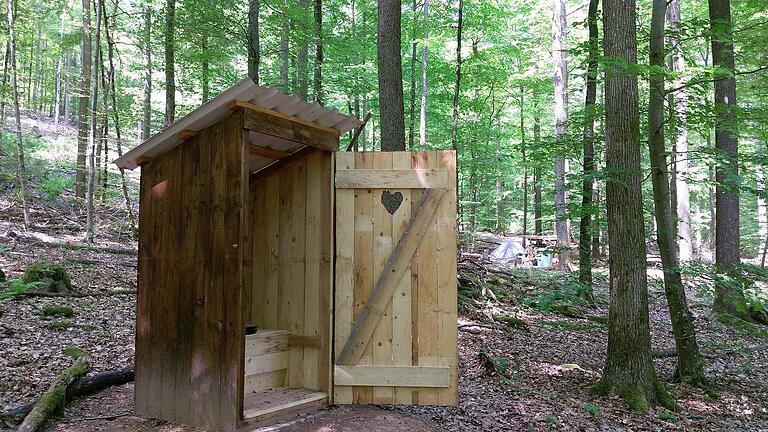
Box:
352;152;373;404
304;152;322;390
335;169;448;189
244;352;290;376
318;151;334;395
248;144;291;160
334;366;450;388
232;99;341;136
333;152;355;405
288;161;307;388
244;370;287;394
243;105;339;152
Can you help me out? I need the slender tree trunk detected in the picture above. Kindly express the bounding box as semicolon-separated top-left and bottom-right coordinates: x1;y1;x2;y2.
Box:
709;0;747;318
593;0;676;412
64;48;71;123
296;0;309;100
521;85;528;237
31;27;41;112
0;41;9;154
248;0;260;84
164;0;175;125
76;0;92;200
533;92;542;235
667;0;693;261
407;0;417;150
377;0;405;151
142;6;151;140
201;36;209;103
592;177;601;258
279;2;289;93
450;0;462;154
758;142;767;263
418;0;429;147
104;0;136;235
647;0;708;388
552;0;571;270
86;0;103;243
7;0;30;227
578;0;599;297
313;0;323;103
54;8;65;125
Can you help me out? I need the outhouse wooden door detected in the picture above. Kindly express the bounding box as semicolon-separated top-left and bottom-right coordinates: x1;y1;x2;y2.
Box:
333;151;457;406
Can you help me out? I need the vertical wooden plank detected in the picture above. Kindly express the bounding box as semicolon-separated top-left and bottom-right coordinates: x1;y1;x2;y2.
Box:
371;152;394;404
409;150;428;405
278;167;294;336
334;152;355;404
415;151;440;405
189;127;212;428
304;152;322;390
289;161;307;388
353;152;374;404
250;179;266;327
134;158;155;418
391;152;413;404
219;112;246;430
263;175;280;329
436;150;458;405
319;152;334;395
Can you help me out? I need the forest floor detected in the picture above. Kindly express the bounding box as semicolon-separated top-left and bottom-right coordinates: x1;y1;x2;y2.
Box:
1;114;767;431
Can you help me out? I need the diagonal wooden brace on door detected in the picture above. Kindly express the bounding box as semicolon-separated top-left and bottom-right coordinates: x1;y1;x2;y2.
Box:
336;188;447;366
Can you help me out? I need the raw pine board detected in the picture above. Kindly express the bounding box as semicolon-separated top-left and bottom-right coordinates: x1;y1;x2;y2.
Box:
332;151;457;406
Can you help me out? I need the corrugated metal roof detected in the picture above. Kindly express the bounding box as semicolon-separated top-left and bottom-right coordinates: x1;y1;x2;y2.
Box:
114;78;362;170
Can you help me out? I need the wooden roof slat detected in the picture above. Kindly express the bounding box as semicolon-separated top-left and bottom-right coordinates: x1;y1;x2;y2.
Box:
248;144;292;160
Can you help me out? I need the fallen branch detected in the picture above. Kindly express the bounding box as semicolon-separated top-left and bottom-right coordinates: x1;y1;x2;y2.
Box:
76;411;131;422
2;366;134;426
17;352;91;432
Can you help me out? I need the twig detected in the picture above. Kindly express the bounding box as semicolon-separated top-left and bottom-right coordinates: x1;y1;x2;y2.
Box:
75;412;131;422
345;112;372;152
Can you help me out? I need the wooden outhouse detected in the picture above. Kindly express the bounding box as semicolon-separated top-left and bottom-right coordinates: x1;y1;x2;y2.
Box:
115;78;457;431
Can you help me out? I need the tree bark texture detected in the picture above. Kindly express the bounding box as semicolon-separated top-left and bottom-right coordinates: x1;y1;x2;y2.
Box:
377;0;405;151
552;0;570;270
76;0;92;199
142;6;151;140
451;0;463;154
313;0;323;103
533;93;542;235
595;0;676;412
418;0;429;148
709;0;747;318
7;0;30;227
408;0;417;150
86;0;103;244
248;0;260;84
164;0;175;125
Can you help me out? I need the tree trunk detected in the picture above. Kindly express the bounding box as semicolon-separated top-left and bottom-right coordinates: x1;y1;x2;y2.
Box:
0;41;9;154
64;48;71;124
76;0;92;200
647;0;708;388
248;0;260;84
313;0;323;103
709;0;748;318
407;0;417;150
54;8;65;126
86;0;102;244
104;1;137;236
520;85;528;237
7;0;30;227
142;6;151;140
296;0;309;100
758;141;767;264
201;36;209;103
552;0;571;270
377;0;405;151
31;27;42;112
164;0;175;125
593;0;676;412
450;0;462;154
533;92;542;235
667;0;693;261
418;0;429;147
279;3;289;93
578;0;599;297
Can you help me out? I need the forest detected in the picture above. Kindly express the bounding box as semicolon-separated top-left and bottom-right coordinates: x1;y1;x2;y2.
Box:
0;0;767;429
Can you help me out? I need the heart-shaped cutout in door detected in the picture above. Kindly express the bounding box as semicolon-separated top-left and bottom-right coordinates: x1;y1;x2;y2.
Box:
380;191;403;215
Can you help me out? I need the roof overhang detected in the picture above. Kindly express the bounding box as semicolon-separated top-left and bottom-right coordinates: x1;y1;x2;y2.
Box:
114;78;362;170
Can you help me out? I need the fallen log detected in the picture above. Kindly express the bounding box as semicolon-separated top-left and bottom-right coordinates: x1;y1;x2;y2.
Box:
17;352;91;432
2;366;134;426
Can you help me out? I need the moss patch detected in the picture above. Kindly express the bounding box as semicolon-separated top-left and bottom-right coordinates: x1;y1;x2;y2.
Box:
23;261;73;293
42;305;74;318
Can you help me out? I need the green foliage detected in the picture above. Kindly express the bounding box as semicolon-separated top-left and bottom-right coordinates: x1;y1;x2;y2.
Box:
479;351;513;383
493;314;526;328
545;414;560;427
23;261;73;293
42;305;75;318
0;278;41;300
40;175;75;200
715;313;768;340
48;319;73;330
63;346;88;358
657;410;678;423
582;402;601;420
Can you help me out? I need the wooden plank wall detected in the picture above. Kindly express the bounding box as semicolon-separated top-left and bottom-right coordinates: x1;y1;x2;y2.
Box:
247;150;333;395
135;112;246;431
332;151;457;406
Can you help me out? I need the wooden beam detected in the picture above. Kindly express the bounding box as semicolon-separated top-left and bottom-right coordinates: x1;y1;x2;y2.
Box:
335;188;446;366
249;146;320;181
248;144;291;160
237;102;340;152
335;169;448;189
177;129;200;141
334;365;450;388
136;156;153;167
345;111;372;151
288;335;321;348
232;99;340;136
